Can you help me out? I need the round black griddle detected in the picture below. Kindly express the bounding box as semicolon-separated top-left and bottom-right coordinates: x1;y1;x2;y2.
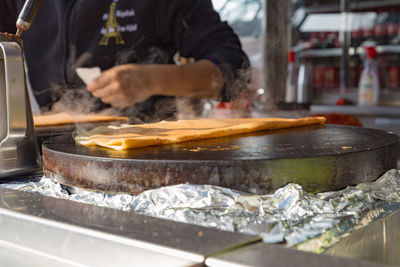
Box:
42;125;400;194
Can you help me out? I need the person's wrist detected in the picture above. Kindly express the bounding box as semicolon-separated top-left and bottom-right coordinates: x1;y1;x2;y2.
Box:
145;64;168;96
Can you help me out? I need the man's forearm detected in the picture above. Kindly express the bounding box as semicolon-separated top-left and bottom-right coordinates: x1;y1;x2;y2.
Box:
149;59;224;99
87;60;225;108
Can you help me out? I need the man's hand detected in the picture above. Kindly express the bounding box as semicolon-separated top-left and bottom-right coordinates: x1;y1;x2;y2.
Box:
87;64;154;108
87;60;223;108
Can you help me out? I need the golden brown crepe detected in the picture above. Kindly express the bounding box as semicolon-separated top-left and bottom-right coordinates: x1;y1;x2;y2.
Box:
34;112;129;127
76;117;326;151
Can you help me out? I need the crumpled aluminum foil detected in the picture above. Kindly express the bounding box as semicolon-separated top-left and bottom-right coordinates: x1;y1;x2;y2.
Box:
1;169;400;252
0;177;135;211
130;169;400;248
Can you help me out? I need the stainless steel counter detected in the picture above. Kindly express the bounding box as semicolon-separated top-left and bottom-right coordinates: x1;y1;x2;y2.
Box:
206;243;385;267
0;186;394;266
0;187;258;267
324;209;400;265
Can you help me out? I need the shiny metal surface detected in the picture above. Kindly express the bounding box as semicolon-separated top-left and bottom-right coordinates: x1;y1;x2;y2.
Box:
206;243;385;267
16;0;44;36
0;243;73;267
324;209;400;265
0;36;39;178
0;208;198;267
0;187;259;266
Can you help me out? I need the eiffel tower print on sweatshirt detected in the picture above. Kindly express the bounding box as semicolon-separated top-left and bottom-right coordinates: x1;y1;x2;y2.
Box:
100;0;125;46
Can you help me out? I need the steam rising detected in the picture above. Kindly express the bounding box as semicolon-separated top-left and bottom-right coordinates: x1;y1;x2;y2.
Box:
41;42;252;124
48;86;115;115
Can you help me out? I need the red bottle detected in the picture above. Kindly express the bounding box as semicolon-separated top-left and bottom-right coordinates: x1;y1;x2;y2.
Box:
313;65;325;91
387;65;399;90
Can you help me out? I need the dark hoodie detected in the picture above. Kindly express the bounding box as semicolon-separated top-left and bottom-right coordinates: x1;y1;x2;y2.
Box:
0;0;249;121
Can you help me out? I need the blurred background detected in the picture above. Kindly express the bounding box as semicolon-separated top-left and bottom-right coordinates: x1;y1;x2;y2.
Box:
212;0;400;135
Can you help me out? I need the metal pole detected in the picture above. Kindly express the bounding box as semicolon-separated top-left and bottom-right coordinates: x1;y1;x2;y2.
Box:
263;0;290;107
262;0;268;94
340;0;351;93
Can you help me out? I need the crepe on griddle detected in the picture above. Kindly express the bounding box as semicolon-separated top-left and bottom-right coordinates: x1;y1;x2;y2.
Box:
34;112;129;127
75;117;326;151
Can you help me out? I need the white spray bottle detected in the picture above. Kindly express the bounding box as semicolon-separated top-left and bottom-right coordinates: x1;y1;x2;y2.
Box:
358;46;379;106
285;50;297;103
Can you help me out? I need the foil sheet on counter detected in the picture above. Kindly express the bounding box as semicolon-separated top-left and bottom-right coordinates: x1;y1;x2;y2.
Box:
1;169;400;252
130;169;400;249
1;177;135;211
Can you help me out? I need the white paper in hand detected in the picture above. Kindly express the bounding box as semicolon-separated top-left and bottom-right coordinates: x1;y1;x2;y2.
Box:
76;67;102;85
